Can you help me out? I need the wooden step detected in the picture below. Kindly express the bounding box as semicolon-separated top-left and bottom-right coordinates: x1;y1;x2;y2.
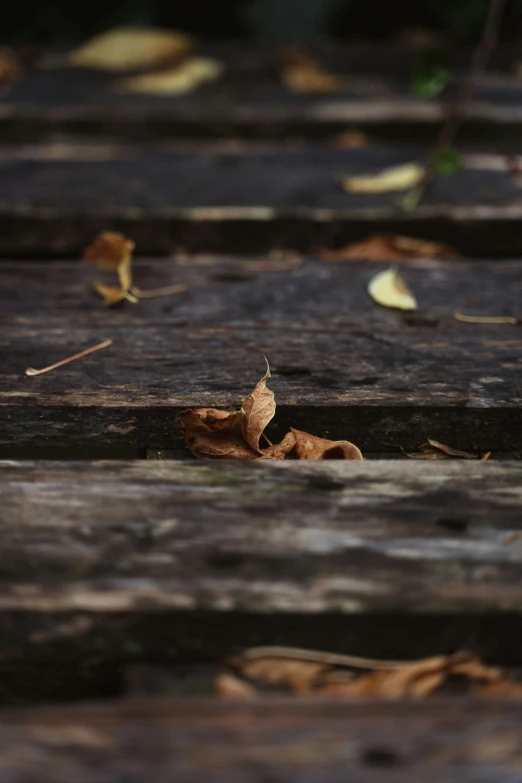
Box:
4;43;522;142
0;697;522;782
1;258;521;453
1;459;522;663
0;144;521;254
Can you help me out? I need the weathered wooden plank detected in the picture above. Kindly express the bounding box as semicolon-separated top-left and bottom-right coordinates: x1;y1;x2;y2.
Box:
1;258;521;452
0;145;522;254
1;698;522;783
1;460;522;663
4;43;522;142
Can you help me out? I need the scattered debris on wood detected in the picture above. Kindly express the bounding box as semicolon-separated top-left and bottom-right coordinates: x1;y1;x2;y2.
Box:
404;439;477;460
281;51;347;93
118;57;224;95
180;359;362;461
0;47;22;84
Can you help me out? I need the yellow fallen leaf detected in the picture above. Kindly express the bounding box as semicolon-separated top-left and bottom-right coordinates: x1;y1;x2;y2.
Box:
84;231;137;306
368;266;418;311
66;27;193;72
343;162;424;194
119;57;224;95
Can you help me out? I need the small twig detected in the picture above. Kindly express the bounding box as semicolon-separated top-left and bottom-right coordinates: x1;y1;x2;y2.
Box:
25;339;112;377
261;433;273;447
404;0;507;210
238;646;409;671
454;312;520;324
131;283;187;299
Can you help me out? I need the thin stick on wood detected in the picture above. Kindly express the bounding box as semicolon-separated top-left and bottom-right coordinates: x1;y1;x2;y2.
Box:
403;0;507;210
131;284;187;299
454;312;520;324
25;339;112;377
239;646;409;671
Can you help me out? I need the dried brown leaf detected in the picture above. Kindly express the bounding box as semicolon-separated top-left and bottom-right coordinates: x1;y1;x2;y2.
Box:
241;357;276;453
84;231;137;306
476;679;522;698
291;428;363;460
333;130;369;149
233;657;327;693
259;430;297;460
281;51;347;93
426;439;477;459
321;234;456;262
215;673;257;700
180;408;259;460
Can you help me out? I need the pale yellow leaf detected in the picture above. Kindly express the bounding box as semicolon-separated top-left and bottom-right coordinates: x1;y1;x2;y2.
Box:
343;162;424;194
66;27;193;72
119;57;224;95
368;266;418;311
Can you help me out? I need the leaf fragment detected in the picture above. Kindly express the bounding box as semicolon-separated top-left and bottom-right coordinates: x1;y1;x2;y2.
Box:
65;27;193;72
321;233;456;262
342;162;424;194
405;439;477;460
232;657;327;693
118;56;224;95
215;673;257;700
368;266;418;311
84;231;136;306
290;428;363;460
281;51;347;93
454;312;520;325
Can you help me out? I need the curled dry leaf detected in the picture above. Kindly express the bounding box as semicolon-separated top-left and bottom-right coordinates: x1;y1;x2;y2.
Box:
241;357;275;453
343;162;424;194
368;267;418;311
291;428;363;460
215;673;257;700
84;231;137;306
119;56;224;95
65;27;193;72
406;439;477;460
180;362;363;461
321;234;456;262
231;657;327;693
281;51;347;93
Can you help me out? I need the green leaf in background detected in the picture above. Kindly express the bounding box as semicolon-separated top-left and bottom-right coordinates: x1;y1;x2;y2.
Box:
433;146;462;174
411;47;452;99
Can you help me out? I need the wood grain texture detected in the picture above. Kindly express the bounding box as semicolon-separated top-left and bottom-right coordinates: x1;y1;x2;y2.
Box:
2;459;522;661
1;258;521;452
1;698;522;783
1;145;522;254
4;43;522;142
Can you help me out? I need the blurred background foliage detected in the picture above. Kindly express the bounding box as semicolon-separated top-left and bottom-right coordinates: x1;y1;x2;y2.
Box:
1;0;521;45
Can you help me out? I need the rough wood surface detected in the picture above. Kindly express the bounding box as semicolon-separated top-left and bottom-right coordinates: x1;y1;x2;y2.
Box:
1;460;522;663
1;145;522;254
4;43;522;142
1;698;522;783
1;258;521;453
